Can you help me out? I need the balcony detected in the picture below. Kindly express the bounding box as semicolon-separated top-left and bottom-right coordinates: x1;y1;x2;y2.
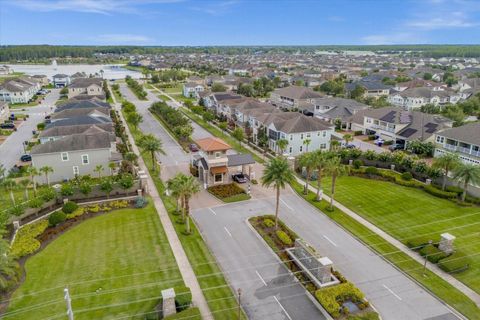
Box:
442;144;480;157
206;159;228;167
370;124;395;133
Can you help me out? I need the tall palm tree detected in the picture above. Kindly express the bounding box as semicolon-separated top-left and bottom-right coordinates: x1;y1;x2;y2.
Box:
453;163;480;202
261;157;295;229
432;153;460;191
298;152;315;195
94;165;104;178
138;134;165;173
326;156;348;210
179;175;200;234
108;162;117;176
303;139;311;153
19;179;30;200
3;179;16;205
39;166;53;186
312;150;329;201
167;173;184;213
124;152;138;174
276;139;289;156
26;166;38;197
343;134;353;146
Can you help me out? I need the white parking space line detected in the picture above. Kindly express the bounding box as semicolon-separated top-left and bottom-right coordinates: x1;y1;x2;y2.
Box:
280;199;293;211
255;270;267;286
208;208;217;215
323;235;338;247
383;284;402;301
224;226;232;237
273;296;293;320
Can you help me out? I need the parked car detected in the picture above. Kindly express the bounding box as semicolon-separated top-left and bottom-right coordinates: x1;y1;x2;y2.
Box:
232;173;248;183
374;138;385;146
0;123;15;129
389;143;404;152
20;154;32;162
345;143;357;149
189;143;199;152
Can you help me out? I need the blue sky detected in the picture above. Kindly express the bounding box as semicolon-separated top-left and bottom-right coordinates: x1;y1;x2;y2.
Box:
1;0;480;45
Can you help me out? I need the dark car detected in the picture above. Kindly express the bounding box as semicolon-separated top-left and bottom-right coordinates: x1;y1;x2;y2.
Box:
189;143;199;152
232;173;248;183
20;154;32;162
345;143;357;149
0;123;15;129
389;143;404;152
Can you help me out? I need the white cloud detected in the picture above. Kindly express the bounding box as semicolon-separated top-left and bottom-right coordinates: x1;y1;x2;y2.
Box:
8;0;182;15
407;12;477;30
93;34;153;44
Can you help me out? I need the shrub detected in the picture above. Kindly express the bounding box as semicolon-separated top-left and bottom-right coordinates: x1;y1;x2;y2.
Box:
61;183;75;196
11;220;48;258
28;197;44;209
9;204;25;216
367;135;376;140
62;201;79;214
419;244;449;263
79;181;92;195
36;122;46;130
353;130;363;136
263;218;275;228
251;179;258;185
174;286;192;312
352;159;363;169
48;211;66;227
445;185;463;195
276;230;293;246
135;196;148;208
401;172;413;181
424;185;457;200
315;282;365;318
465;195;480;205
208;183;246;199
66;207;85;219
438;251;470;273
40;187;56;201
406;237;432;250
365;167;378;176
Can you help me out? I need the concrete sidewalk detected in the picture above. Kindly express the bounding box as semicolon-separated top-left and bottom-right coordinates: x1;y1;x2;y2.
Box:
111;86;214;320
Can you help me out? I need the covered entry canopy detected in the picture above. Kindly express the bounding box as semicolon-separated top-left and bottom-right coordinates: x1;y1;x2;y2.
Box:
210;166;228;175
227;154;255;167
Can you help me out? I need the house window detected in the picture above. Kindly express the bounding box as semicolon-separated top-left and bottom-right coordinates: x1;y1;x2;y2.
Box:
306;133;311;138
215;152;221;158
289;147;292;153
73;166;79;175
320;143;327;149
81;154;89;165
301;134;304;139
300;146;303;152
61;152;69;161
323;131;327;137
290;135;293;141
214;173;223;183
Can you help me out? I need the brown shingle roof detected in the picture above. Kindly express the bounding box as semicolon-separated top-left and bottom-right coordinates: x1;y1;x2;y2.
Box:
195;137;231;152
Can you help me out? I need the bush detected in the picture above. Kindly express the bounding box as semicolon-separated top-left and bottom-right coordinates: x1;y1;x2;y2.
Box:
424;185;457;200
28;197;44;209
401;172;413;181
174;286;192;312
353;130;363;136
40;187;56;201
465;195;480;205
352;159;363;169
419;244;449;263
36;122;46;130
445;185;463;195
365;167;378;176
406;237;432;250
66;207;85;219
251;179;258;185
315;282;366;318
208;183;246;199
367;135;376;140
62;201;79;214
438;251;470;273
48;211;66;227
61;183;75;196
9;204;25;216
276;230;293;246
11;220;48;258
263;218;275;228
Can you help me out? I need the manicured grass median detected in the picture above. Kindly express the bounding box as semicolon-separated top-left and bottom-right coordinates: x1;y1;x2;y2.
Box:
291;179;480;320
6;202;185;320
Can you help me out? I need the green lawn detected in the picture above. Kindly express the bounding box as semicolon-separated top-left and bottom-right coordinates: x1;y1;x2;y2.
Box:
122;108;245;320
162;84;183;94
290;180;480;320
319;176;480;293
6;203;186;320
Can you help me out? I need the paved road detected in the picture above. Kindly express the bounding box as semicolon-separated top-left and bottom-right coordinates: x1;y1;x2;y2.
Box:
193;195;459;320
0;89;60;171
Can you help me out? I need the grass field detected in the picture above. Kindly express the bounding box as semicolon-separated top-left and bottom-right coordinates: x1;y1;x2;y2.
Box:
5;203;186;320
290;180;480;320
318;175;480;293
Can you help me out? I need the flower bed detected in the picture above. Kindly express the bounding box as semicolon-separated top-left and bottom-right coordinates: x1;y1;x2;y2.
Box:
207;183;250;202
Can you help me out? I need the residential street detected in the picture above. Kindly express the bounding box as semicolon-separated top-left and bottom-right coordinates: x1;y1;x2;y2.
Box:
0;89;60;171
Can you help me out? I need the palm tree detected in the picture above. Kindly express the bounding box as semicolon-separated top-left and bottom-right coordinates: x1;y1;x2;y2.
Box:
298;152;315;195
3;179;16;205
26;166;38;197
432;153;460;191
343;134;353;146
108;162;116;176
19;179;30;200
453;163;480;202
127;112;143;131
167;173;184;213
276;139;289;156
94;165;104;178
39;166;53;186
179;174;200;234
330;140;340;152
0;239;18;291
261;157;295;229
326;156;348;210
312;150;328;201
138;134;165;173
124;152;138;173
303;139;311;153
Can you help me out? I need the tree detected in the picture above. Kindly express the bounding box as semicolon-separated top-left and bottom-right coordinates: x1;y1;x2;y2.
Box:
179;174;200;234
26;166;38;197
276;139;289;156
39;166;53;186
167;173;184;213
59;87;68;96
124;152;138;174
303;139;311;153
3;179;16;205
94;165;104;178
0;238;18;291
138;134;165;173
108;162;116;176
232;128;245;147
211;82;227;92
218;122;228;135
79;181;92;196
298;152;315;195
453;163;480;202
432;153;460;191
100;178;113;198
19;179;30;200
312;150;329;201
127;112;143;131
423;72;433;80
326;157;348;210
343;134;353;146
261;157;295;229
350;85;366;99
330;140;340;152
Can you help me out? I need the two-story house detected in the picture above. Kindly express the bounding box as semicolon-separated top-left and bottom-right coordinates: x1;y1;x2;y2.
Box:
38;123;114;144
434;122;480;165
183;82;205;98
68;78;104;99
345;80;391;98
388;87;461;110
270;86;323;109
53;74;71;88
304;97;370;129
0;77;41;104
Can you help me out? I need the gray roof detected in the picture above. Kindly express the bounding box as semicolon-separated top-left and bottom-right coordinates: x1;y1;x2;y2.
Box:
39;123;113;138
346;80;391;91
31;132;111;155
56;100;110;111
53;74;69;78
51;107;110;120
227;153;255;167
69;78;103;88
437;122;480;146
272;86;323;100
45;115;111;129
269;113;332;134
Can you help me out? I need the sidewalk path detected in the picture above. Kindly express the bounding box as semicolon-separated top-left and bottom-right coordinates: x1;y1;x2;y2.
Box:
110;85;214;320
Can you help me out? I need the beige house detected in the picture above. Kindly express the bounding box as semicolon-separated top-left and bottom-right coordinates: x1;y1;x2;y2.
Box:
270;85;323;109
68;78;104;99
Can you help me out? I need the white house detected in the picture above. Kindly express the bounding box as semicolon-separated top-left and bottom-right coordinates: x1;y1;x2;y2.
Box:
53;74;71;88
0;77;41;104
183;82;205;98
388;87;461;110
434;122;480;165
